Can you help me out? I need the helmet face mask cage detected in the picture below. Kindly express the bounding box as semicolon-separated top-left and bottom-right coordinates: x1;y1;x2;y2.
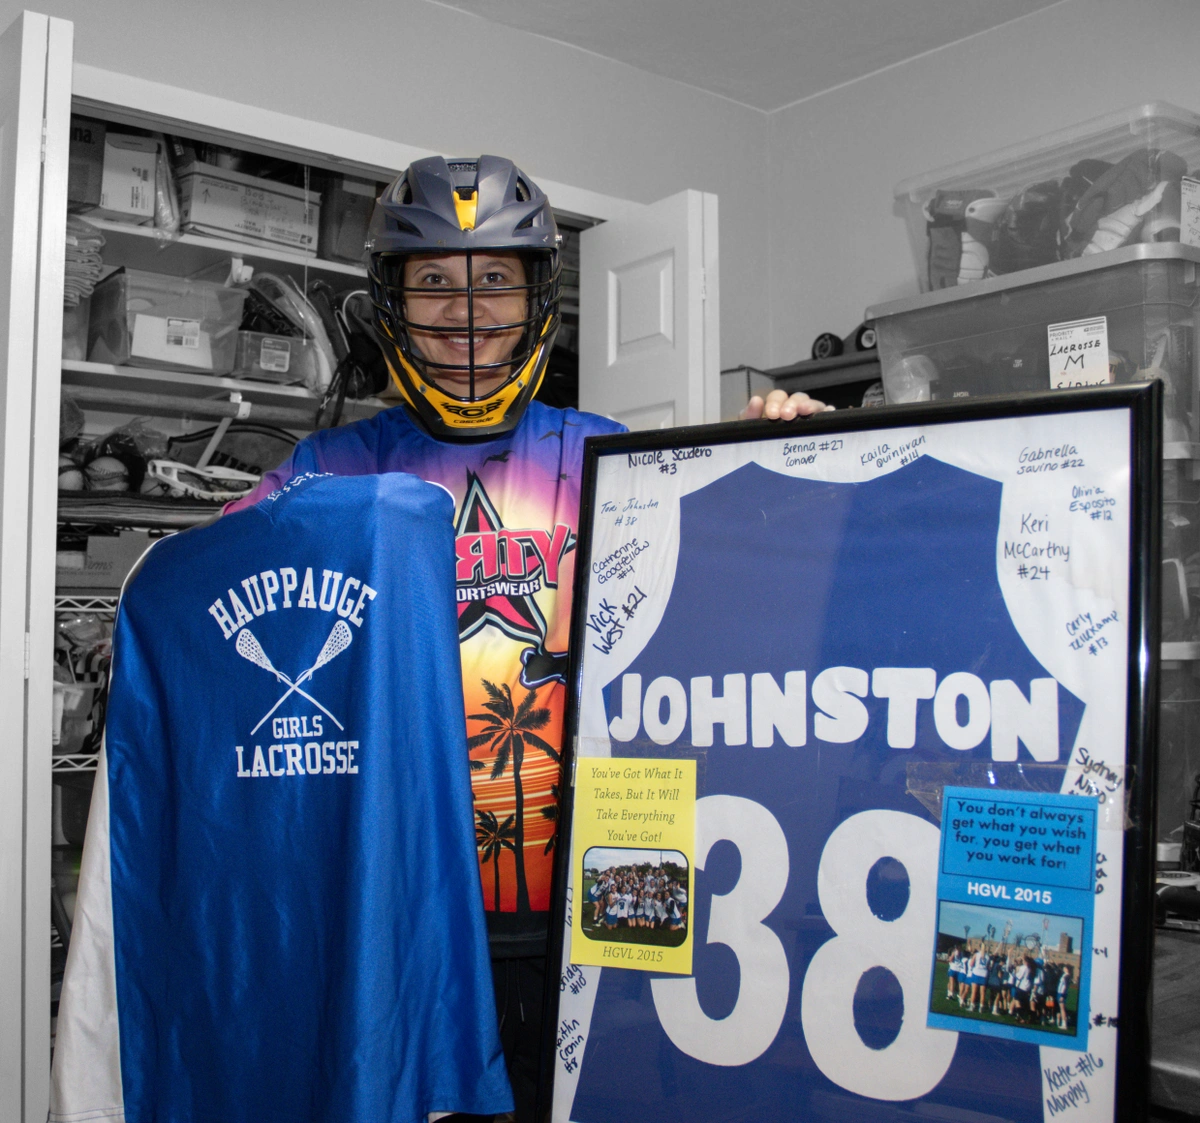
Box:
366;155;563;438
370;248;560;405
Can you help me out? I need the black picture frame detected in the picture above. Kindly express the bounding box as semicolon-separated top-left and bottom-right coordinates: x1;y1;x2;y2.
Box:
539;382;1160;1123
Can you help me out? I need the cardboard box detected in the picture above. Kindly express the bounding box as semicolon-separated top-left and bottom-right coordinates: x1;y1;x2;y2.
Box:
89;133;158;225
178;161;320;254
55;531;151;589
67;115;105;212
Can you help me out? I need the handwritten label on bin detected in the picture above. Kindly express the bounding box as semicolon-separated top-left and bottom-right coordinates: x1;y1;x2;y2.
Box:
1048;317;1109;389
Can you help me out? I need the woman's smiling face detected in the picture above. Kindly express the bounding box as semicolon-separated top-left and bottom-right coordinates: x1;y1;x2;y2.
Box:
401;251;528;397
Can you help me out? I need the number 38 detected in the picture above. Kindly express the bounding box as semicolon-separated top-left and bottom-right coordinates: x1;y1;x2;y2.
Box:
650;799;957;1101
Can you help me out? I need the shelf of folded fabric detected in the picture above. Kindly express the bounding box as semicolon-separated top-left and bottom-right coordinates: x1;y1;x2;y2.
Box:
61;359;388;428
84;217;368;287
56;494;223;530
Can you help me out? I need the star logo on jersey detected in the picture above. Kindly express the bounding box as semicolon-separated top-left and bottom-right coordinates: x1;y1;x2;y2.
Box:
454;472;574;687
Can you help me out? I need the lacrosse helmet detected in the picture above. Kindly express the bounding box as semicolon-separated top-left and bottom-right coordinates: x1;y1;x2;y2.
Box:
367;155;561;439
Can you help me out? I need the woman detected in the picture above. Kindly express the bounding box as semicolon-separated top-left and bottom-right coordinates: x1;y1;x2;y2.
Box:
226;155;828;1123
1013;957;1034;1023
1042;964;1059;1026
587;874;606;925
1056;965;1072;1029
969;946;990;1012
672;881;689;923
666;895;684;932
946;947;960;1004
603;890;620;931
987;950;1005;1015
1030;960;1046;1023
616;886;630;928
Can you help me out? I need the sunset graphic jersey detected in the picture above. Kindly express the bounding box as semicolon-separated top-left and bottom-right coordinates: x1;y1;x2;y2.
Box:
229;401;625;950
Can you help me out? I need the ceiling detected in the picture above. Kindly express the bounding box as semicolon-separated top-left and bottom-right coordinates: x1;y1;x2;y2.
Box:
432;0;1065;112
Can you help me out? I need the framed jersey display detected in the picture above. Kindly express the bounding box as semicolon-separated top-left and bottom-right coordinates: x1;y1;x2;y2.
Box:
543;384;1160;1123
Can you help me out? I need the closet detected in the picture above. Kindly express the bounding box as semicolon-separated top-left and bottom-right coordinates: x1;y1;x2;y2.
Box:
0;13;720;1120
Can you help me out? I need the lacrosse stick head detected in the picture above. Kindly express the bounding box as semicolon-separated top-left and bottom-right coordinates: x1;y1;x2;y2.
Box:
314;620;353;669
235;628;277;673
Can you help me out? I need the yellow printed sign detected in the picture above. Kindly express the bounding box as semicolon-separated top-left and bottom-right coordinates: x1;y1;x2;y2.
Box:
570;757;696;975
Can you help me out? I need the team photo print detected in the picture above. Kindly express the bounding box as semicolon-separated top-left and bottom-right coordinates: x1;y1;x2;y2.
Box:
930;901;1084;1038
580;847;688;947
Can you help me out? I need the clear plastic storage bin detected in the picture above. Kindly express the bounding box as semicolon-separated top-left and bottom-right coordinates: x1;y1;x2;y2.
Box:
869;242;1200;836
232;330;319;387
870;243;1200;454
88;268;247;374
317;175;379;264
897;102;1200;293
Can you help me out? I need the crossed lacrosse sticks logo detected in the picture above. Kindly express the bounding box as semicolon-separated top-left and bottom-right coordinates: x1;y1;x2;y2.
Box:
235;620;353;735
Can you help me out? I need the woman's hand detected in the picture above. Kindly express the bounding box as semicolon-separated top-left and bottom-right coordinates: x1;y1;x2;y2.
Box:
740;389;833;421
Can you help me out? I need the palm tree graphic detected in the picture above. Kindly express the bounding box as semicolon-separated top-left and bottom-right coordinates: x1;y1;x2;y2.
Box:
475;808;516;912
468;679;561;913
541;783;561;855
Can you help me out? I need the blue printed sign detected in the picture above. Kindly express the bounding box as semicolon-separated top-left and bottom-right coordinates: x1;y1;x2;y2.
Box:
940;791;1096;888
931;786;1098;1048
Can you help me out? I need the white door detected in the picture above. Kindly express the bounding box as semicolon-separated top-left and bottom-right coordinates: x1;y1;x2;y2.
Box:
579;190;719;430
0;10;72;1122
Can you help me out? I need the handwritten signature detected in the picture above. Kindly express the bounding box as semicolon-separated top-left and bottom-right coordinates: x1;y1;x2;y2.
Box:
1045;1052;1103;1117
557;1015;585;1073
586;586;648;655
1071;746;1121;805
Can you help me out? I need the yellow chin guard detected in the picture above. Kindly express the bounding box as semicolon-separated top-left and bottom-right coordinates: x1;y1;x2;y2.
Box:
385;330;551;434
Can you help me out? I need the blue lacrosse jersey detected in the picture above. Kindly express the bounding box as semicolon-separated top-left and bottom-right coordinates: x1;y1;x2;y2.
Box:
567;457;1086;1123
50;471;513;1123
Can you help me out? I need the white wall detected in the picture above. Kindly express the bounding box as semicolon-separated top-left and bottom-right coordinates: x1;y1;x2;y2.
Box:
766;0;1200;366
24;0;1193;375
2;0;772;367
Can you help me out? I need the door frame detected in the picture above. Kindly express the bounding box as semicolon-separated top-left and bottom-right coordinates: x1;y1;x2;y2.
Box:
0;13;73;1123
